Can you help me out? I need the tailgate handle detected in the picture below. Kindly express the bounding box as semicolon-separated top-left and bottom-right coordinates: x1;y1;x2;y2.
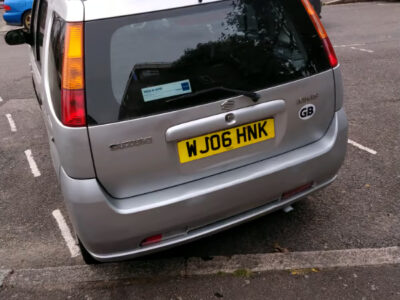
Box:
165;100;285;142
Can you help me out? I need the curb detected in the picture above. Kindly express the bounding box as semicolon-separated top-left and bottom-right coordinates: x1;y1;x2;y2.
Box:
0;269;11;288
1;247;400;289
187;246;400;275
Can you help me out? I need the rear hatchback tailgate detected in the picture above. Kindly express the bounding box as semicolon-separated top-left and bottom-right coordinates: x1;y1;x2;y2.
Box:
84;0;335;199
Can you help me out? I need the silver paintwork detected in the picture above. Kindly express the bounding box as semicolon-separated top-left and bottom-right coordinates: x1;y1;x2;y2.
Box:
32;0;94;179
61;109;347;261
83;0;223;21
89;70;335;199
165;100;285;142
50;0;84;22
333;65;344;111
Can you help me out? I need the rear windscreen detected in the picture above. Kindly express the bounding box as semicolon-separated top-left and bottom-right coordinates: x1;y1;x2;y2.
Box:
85;0;330;125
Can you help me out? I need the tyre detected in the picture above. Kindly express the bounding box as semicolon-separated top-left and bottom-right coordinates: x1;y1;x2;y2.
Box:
22;10;32;30
313;0;322;17
78;239;101;265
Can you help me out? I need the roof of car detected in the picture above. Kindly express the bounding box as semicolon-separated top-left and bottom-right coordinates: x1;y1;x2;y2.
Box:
82;0;222;21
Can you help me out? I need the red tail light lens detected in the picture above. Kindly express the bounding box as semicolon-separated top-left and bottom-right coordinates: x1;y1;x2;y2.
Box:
61;23;86;127
61;89;86;126
300;0;338;68
321;38;338;68
4;5;11;11
140;234;163;247
282;182;313;200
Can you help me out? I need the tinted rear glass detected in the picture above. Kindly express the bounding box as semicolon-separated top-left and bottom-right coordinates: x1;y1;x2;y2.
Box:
85;0;330;125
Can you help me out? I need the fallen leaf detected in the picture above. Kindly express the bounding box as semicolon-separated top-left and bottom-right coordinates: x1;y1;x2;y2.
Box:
290;268;320;275
274;242;290;253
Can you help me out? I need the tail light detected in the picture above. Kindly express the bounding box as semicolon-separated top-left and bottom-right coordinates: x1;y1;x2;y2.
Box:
61;22;86;127
300;0;338;68
282;182;313;200
4;5;11;11
140;234;163;247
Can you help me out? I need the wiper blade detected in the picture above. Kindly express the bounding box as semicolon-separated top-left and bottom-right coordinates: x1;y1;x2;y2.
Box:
166;86;261;103
217;87;261;102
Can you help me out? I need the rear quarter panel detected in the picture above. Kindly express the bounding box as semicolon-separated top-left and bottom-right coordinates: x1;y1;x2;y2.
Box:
30;0;95;179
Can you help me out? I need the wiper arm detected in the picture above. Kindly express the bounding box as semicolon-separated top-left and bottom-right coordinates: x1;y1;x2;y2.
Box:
166;86;261;103
217;87;261;102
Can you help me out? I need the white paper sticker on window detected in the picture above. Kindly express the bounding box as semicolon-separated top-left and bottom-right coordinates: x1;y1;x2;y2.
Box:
141;80;192;102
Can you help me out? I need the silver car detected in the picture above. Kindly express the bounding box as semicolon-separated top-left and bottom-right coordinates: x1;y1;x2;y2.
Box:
5;0;347;263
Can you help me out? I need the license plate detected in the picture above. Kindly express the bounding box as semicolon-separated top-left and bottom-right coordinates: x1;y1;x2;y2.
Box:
177;118;275;163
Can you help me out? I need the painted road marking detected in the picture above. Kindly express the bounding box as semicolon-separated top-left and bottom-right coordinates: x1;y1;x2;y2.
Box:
5;113;17;132
348;139;377;155
24;149;41;177
334;43;365;48
0;269;11;288
0;96;3;102
350;46;374;53
359;48;374;53
334;44;374;53
52;209;80;258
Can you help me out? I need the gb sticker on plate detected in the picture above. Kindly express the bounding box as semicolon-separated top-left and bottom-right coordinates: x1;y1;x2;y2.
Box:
299;104;316;120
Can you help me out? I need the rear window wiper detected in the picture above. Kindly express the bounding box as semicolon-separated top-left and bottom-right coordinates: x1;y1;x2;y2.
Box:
217;87;261;102
166;86;260;103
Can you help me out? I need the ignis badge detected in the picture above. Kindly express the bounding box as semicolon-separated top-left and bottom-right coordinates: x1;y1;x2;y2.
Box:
299;104;316;120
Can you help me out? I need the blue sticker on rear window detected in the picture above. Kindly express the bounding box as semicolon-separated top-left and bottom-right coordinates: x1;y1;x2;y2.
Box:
141;80;192;102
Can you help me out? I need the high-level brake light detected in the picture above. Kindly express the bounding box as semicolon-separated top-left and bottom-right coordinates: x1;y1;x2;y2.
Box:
301;0;338;68
61;22;86;127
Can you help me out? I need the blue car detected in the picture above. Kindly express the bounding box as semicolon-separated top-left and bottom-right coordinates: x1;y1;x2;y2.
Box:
3;0;33;29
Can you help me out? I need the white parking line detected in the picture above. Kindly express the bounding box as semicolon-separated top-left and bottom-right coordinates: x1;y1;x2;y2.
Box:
334;44;374;53
0;269;11;288
359;48;374;53
334;43;365;48
52;209;81;258
24;149;41;177
348;139;377;155
5;114;17;132
350;46;374;53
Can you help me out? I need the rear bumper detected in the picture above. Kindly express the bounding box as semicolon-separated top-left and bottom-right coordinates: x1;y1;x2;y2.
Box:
61;109;348;262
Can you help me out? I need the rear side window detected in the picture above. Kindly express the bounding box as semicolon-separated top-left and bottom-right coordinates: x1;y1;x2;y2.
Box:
48;13;66;119
36;0;48;64
85;0;330;125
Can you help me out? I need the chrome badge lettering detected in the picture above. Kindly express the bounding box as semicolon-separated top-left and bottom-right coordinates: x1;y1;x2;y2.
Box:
221;100;235;112
110;137;153;151
297;93;319;105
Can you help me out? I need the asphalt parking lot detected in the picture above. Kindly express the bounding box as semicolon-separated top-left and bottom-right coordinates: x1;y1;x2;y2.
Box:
1;2;400;298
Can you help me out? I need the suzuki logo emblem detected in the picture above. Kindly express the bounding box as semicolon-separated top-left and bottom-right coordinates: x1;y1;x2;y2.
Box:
220;100;235;112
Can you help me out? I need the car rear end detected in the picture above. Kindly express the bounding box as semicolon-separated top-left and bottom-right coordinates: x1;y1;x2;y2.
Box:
48;0;347;262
